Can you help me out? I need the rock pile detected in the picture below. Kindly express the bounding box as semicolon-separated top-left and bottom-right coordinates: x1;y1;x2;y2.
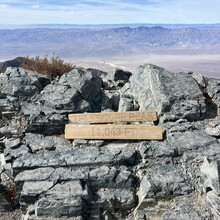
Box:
0;64;220;220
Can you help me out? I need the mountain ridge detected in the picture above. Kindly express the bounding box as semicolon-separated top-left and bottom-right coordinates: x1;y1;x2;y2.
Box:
1;26;220;57
1;23;220;29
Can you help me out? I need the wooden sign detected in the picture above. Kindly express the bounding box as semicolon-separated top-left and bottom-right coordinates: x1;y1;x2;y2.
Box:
68;110;157;123
65;124;163;140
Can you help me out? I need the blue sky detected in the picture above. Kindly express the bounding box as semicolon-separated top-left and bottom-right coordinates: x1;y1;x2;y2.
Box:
0;0;220;24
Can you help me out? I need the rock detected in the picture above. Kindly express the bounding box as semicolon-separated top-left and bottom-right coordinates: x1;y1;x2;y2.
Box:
0;153;6;165
4;144;29;161
4;138;21;149
205;117;220;136
20;181;54;211
0;67;50;101
190;72;206;88
21;181;54;199
15;167;55;189
118;97;134;112
139;141;176;159
89;165;136;189
72;139;104;148
135;164;194;218
135;193;209;220
206;191;220;219
1;62;220;219
94;188;136;210
39;84;90;112
138;163;192;199
45;181;88;200
25;133;72;152
182;142;220;162
15;165;135;191
130;64;206;121
13;146;139;173
207;78;220;114
135;175;155;211
168;129;217;156
101;90;120;111
114;68;132;86
162;210;201;220
55;67;102;111
200;158;220;195
36;197;85;218
19;68;105;135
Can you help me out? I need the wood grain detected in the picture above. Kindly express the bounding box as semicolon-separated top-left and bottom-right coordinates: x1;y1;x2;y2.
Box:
68;111;157;123
65;124;163;140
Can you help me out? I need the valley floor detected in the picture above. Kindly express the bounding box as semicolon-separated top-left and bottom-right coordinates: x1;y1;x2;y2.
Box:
73;54;220;79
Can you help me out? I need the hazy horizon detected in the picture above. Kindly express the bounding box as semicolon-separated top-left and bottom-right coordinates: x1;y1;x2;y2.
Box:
1;23;220;30
0;0;220;24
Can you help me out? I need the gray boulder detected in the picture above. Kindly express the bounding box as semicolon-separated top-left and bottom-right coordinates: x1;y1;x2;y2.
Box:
129;64;206;121
0;67;50;116
48;67;102;112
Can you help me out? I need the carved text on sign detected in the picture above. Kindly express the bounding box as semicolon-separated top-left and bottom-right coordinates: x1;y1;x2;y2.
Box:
68;110;157;123
65;124;163;140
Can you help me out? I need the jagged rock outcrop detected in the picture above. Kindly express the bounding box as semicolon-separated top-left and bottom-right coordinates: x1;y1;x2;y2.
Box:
129;64;206;121
0;64;220;219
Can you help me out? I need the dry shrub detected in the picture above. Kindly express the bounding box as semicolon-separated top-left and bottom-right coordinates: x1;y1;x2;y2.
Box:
21;55;75;77
1;173;18;208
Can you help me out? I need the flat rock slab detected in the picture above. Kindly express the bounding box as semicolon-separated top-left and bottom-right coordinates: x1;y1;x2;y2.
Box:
15;165;135;190
36;197;84;218
13;146;139;171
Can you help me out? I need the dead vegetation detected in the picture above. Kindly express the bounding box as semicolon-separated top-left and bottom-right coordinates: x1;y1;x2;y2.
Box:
21;55;75;77
1;173;19;208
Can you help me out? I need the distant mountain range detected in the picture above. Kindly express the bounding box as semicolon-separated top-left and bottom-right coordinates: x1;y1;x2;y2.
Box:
1;23;220;29
1;26;220;59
